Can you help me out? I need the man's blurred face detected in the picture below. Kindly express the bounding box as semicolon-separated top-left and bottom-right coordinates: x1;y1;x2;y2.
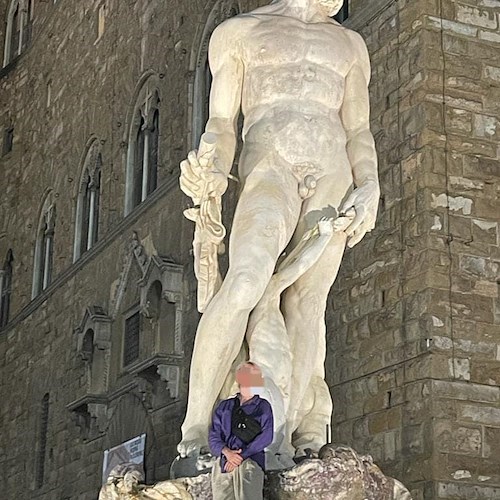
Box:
236;363;264;388
314;0;344;17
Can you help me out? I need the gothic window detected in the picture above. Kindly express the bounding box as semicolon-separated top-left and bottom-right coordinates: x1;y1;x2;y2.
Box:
74;141;102;261
191;2;240;148
3;0;34;67
0;250;13;328
36;393;50;489
32;195;56;298
334;1;349;23
125;77;160;214
124;310;141;366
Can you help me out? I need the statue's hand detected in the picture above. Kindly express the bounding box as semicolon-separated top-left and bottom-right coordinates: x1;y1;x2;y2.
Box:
340;181;380;248
317;217;334;236
180;150;228;205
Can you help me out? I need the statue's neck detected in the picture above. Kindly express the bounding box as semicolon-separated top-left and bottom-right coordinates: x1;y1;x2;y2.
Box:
272;0;331;23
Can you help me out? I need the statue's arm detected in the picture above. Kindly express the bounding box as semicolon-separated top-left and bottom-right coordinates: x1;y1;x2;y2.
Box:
205;19;245;177
340;33;378;188
339;33;380;247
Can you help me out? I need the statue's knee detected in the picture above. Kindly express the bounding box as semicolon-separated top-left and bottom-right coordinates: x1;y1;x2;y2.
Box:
287;287;323;314
228;270;267;310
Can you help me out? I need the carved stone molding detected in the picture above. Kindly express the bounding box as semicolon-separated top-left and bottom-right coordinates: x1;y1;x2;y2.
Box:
75;305;112;354
127;355;183;408
138;255;184;354
74;306;112;395
67;394;108;440
157;364;180;400
110;232;150;319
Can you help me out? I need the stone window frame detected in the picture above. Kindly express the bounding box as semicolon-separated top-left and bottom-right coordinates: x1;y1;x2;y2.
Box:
32;191;56;298
124;73;161;216
68;306;111;440
138;255;184;356
123;306;142;368
3;0;34;68
0;249;13;328
74;305;112;395
73;139;102;261
190;0;240;149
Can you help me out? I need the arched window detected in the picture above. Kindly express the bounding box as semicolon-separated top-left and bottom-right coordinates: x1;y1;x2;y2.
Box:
32;194;56;298
74;140;102;261
3;0;34;67
0;249;13;328
125;76;160;215
191;1;240;148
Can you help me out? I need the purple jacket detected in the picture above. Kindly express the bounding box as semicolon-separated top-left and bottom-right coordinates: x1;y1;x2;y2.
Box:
208;395;273;472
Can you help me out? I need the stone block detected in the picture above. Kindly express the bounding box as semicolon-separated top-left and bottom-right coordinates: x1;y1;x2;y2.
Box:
473;114;499;140
471;362;500;387
432;380;500;403
437;481;500;499
434;420;482;456
484;65;500;83
448;358;471;381
458;404;500;427
456;4;498;29
426;16;478;37
484;427;500;460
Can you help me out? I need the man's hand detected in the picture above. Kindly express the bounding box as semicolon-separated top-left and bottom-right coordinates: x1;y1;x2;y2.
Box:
224;461;239;473
222;447;243;468
340;181;380;248
180;150;228;205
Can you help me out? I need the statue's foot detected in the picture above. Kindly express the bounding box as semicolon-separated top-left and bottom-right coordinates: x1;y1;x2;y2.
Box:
266;453;295;470
177;430;208;458
293;447;320;464
293;439;324;460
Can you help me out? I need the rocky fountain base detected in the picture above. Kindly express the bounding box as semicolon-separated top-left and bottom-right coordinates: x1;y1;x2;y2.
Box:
98;445;412;500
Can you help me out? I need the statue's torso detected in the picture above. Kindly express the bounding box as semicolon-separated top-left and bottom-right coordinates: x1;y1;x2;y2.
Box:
227;13;359;176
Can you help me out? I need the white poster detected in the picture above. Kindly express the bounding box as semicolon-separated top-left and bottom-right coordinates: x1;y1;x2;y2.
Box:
102;433;146;484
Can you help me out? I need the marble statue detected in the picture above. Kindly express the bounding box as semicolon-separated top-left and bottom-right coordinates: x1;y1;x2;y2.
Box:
179;0;380;462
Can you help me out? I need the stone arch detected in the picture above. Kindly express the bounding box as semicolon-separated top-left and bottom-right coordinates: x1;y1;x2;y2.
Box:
73;137;103;261
3;0;33;67
123;71;161;215
189;0;241;148
32;189;56;298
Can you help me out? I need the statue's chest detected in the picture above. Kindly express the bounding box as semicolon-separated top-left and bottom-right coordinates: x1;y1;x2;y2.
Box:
243;21;352;75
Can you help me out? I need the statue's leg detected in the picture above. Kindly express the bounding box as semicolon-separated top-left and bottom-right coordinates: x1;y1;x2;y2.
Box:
178;161;301;456
282;173;351;454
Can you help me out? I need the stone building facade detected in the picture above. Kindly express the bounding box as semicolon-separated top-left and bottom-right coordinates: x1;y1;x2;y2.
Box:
0;0;498;499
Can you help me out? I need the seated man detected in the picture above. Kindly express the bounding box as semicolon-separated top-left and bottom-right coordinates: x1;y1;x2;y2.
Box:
209;362;273;500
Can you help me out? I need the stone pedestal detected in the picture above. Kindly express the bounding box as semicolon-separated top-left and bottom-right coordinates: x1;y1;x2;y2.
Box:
98;445;412;500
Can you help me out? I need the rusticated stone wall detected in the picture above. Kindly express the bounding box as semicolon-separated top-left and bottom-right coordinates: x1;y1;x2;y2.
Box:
0;0;498;499
330;1;500;499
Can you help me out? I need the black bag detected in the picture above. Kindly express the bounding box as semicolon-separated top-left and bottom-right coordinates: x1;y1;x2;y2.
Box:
231;397;262;444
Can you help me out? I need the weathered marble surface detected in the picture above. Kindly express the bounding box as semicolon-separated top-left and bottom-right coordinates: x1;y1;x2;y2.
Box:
98;446;412;500
178;0;380;461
